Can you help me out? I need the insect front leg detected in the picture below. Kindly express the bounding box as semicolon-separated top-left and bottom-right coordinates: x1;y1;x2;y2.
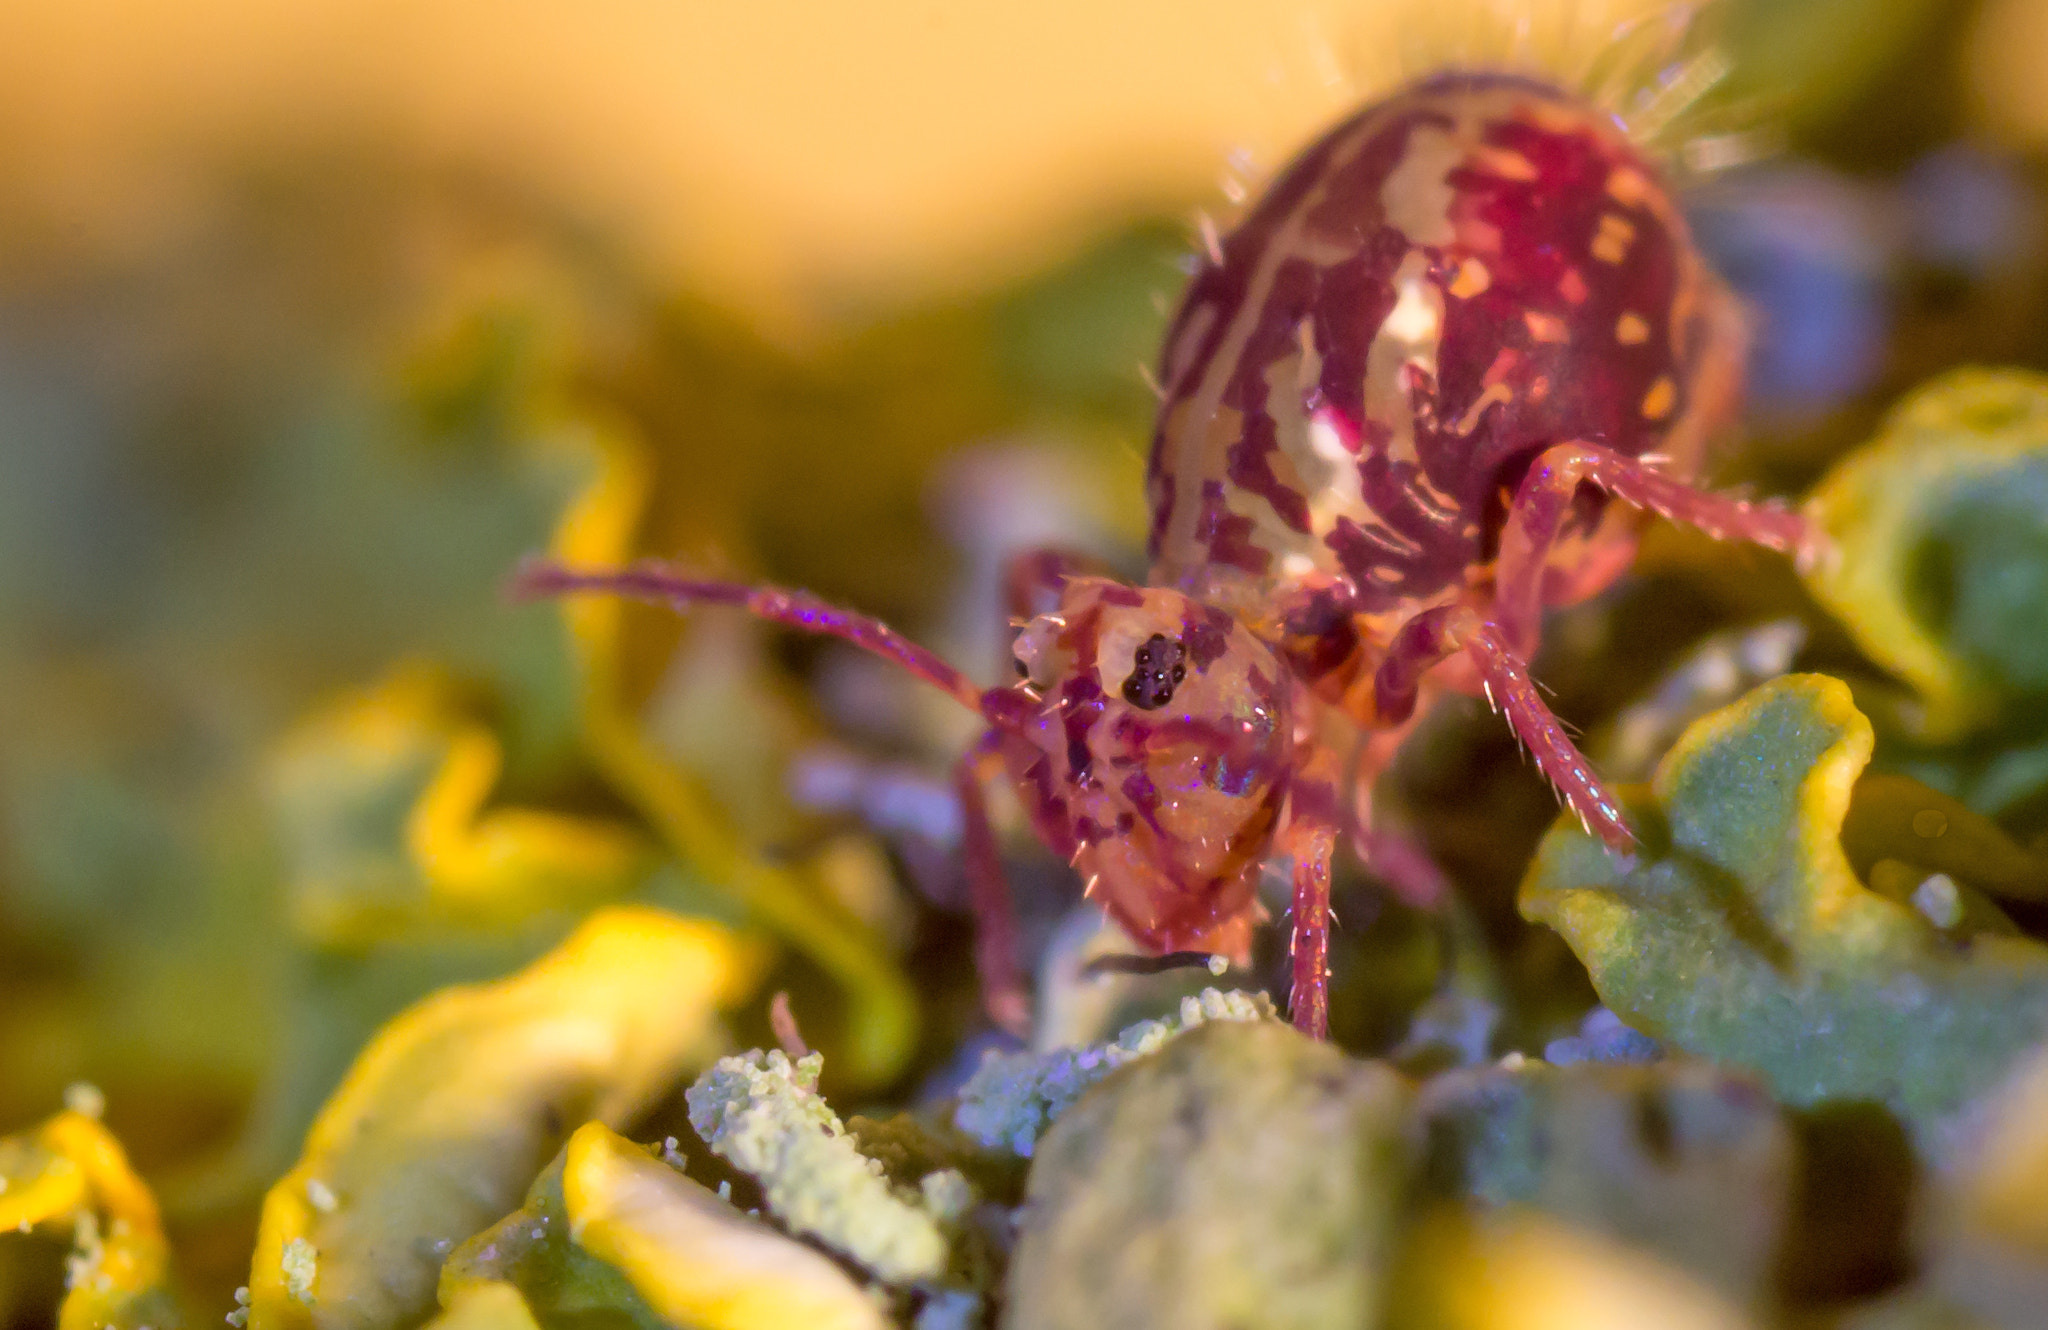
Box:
1279;760;1343;1039
1491;442;1823;656
956;731;1032;1036
1376;605;1633;852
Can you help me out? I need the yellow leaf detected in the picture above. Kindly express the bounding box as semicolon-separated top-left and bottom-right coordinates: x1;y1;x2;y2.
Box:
248;906;758;1330
562;1122;889;1330
544;429;917;1087
1403;1210;1757;1330
0;1110;180;1330
269;663;653;945
421;1283;542;1330
1805;368;2048;740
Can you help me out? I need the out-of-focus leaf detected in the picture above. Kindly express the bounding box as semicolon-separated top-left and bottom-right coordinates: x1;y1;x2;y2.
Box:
267;664;654;945
1417;1060;1792;1308
542;427;918;1087
1005;1021;1412;1330
1863;1041;2048;1330
246;906;758;1330
1392;1210;1758;1330
1841;772;2048;906
1717;0;1946;136
421;1284;543;1330
445;1121;905;1330
1805;369;2048;741
0;1109;183;1330
1520;675;2048;1145
439;1142;665;1330
562;1122;891;1330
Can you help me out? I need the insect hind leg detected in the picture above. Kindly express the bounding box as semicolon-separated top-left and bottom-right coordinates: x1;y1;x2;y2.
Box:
1376;605;1633;852
1491;442;1822;655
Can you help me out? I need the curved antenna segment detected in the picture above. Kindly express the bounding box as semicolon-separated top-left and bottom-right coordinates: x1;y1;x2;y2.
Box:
511;556;991;714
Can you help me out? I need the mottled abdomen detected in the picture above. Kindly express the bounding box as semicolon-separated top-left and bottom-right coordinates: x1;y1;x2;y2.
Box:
1146;72;1742;632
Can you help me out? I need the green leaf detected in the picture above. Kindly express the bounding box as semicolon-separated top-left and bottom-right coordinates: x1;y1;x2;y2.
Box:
245;907;756;1330
1806;368;2048;741
1519;675;2048;1146
439;1146;666;1330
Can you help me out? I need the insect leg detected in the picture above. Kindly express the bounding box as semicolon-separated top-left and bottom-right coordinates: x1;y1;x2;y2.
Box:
956;732;1032;1036
1280;765;1341;1039
512;557;988;711
1492;442;1821;655
1002;545;1107;620
1376;605;1633;852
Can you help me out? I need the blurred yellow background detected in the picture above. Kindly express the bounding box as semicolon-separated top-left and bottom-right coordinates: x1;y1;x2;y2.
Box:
0;0;1383;333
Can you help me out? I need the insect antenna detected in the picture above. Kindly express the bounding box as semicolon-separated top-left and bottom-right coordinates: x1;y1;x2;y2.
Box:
510;556;993;716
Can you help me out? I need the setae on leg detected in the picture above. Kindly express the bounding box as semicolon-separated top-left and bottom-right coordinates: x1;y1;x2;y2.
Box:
1279;764;1342;1039
1376;605;1633;852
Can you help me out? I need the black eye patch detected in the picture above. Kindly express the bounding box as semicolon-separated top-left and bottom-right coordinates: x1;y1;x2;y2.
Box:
1121;633;1188;710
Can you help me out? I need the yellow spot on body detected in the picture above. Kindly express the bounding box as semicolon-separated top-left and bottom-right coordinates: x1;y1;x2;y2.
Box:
1606;167;1652;206
1616;312;1650;345
1642;376;1677;421
1529;375;1551;402
1383;262;1442;342
1454;383;1514;435
1448;258;1491;299
1558;268;1589;305
1523;311;1568;344
1382;125;1462;245
1591;213;1636;264
1468;145;1539;182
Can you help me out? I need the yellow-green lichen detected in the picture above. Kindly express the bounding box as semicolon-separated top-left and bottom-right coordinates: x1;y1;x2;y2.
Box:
1521;675;2048;1146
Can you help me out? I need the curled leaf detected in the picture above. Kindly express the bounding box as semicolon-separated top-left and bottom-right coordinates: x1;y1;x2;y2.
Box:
248;906;757;1330
545;430;918;1088
268;664;654;946
1805;368;2048;739
563;1122;890;1330
439;1140;666;1330
1841;771;2048;905
421;1284;543;1330
1520;675;2048;1146
1394;1211;1756;1330
0;1109;182;1330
